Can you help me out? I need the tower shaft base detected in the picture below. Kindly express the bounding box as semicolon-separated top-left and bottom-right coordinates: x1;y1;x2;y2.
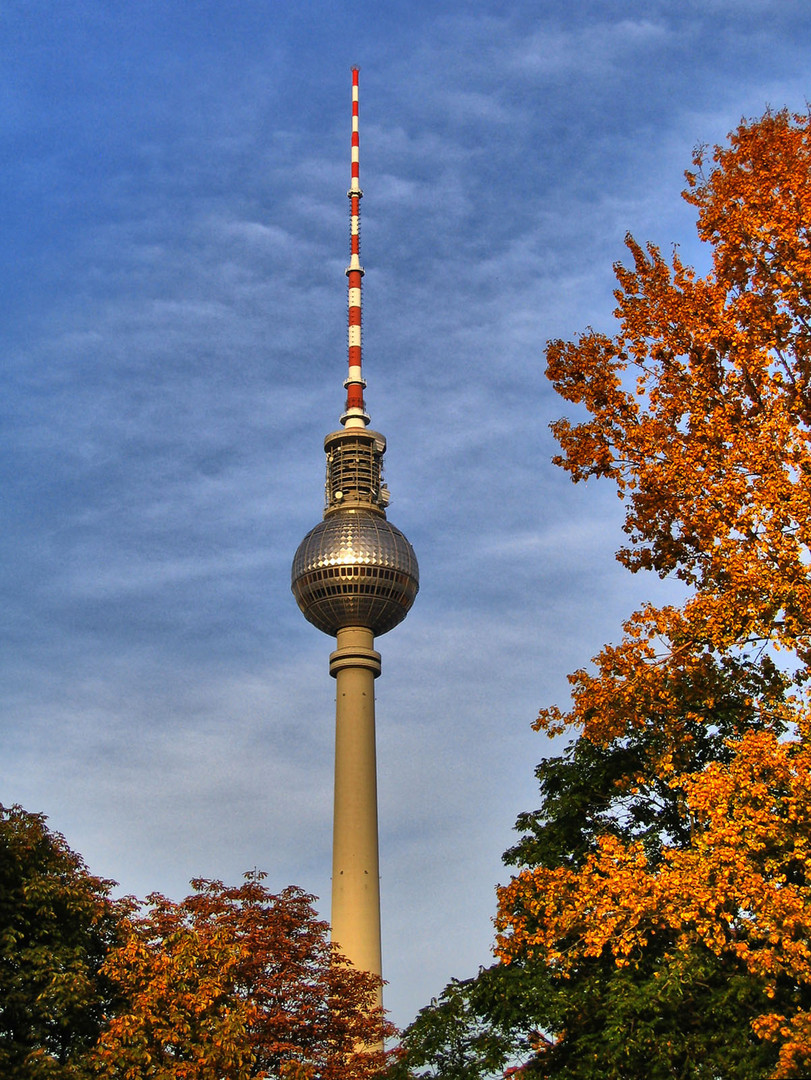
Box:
330;625;383;1011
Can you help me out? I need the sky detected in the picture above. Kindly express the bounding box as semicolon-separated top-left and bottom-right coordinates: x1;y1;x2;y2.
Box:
3;0;811;1031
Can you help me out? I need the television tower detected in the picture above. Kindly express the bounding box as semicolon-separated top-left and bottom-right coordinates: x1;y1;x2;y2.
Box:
291;69;419;998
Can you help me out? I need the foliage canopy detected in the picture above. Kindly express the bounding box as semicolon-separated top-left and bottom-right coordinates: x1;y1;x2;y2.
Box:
0;806;390;1079
0;803;121;1079
394;108;811;1079
92;873;393;1079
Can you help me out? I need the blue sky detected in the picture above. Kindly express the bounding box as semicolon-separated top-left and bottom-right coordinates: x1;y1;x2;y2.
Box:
4;0;811;1029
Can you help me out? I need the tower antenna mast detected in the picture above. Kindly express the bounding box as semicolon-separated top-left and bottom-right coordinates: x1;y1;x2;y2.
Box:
343;66;368;429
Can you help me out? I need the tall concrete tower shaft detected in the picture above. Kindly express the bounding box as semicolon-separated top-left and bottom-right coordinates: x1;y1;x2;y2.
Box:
291;68;419;1000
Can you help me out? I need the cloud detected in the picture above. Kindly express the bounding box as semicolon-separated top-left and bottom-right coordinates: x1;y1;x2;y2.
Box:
509;17;673;78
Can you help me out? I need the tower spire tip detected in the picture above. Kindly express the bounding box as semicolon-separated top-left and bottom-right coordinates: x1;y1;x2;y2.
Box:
343;65;368;428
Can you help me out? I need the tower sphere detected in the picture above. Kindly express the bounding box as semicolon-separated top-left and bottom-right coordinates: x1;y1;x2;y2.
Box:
291;508;419;636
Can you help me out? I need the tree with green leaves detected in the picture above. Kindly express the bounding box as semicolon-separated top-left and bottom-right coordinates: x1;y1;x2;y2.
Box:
0;803;123;1079
386;964;555;1080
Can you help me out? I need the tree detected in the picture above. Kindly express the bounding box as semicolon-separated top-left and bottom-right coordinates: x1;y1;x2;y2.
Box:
395;109;811;1078
92;872;393;1079
384;966;550;1080
494;107;811;1077
0;808;392;1075
0;803;123;1079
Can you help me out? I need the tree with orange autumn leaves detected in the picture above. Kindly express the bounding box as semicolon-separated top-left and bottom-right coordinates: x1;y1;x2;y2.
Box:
394;109;811;1079
495;108;811;1077
91;873;393;1079
0;803;391;1079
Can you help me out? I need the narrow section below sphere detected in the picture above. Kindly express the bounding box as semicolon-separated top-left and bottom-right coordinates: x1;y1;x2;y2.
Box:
292;508;419;636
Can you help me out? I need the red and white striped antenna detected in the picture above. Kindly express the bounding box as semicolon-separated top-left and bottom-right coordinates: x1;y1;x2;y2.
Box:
341;67;369;429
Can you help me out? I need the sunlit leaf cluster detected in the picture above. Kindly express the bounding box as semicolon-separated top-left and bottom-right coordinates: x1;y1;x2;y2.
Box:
391;109;811;1080
91;874;393;1079
491;109;811;1078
